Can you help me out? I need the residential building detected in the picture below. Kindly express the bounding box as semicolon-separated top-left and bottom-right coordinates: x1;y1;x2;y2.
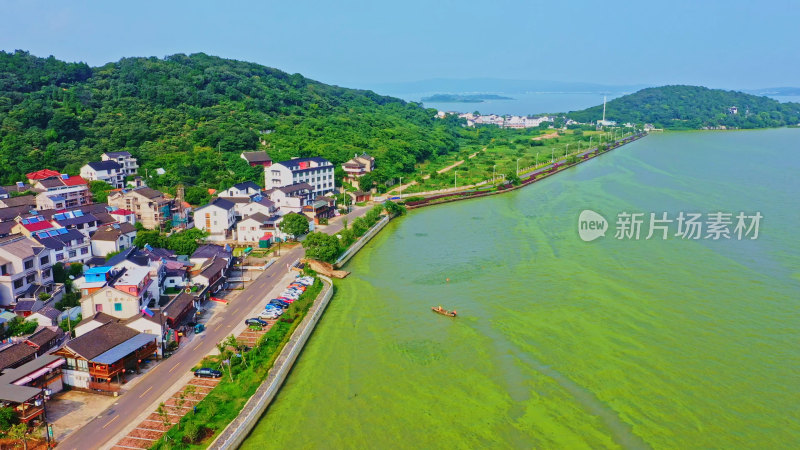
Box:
236;213;270;243
240;151;272;169
25;170;61;184
54;322;157;393
78;266;153;320
0;235;54;307
302;199;335;223
51;210;100;236
11;216;55;238
163;291;198;329
218;181;262;198
190;244;232;272
108;208;137;225
0;355;65;426
27;306;62;327
33;228;90;264
348;191;371;204
265;183;313;213
0;195;36;209
237;197;276;218
101;151;139;177
107;187;173;230
194;197;236;241
33;174;91;210
265;157;335;197
342;153;375;188
90;222;137;257
80;161;125;188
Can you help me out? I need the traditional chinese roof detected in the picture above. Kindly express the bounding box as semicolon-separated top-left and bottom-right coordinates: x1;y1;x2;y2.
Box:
26;169;61;180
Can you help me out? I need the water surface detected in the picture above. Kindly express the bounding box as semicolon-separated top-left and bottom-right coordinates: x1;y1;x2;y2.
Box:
244;129;800;449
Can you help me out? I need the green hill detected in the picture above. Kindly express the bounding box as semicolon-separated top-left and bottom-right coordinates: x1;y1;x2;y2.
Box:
567;85;800;129
0;51;460;201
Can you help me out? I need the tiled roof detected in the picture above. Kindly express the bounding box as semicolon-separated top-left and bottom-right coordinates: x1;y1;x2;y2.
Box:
26;169;61;180
103;151;132;158
64;322;139;360
87;161;122;171
196;197;235;211
232;181;261;191
132;187;163;199
0;344;36;371
26;326;63;346
61;176;88;186
241;151;271;163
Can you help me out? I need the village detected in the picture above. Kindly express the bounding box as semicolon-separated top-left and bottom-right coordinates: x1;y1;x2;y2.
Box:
0;149;379;442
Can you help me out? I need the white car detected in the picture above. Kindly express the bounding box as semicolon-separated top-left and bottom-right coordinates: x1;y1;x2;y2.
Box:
258;309;280;320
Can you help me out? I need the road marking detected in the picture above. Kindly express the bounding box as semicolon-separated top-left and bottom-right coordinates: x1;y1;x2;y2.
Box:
214;323;223;331
168;364;179;373
139;386;153;398
102;414;119;428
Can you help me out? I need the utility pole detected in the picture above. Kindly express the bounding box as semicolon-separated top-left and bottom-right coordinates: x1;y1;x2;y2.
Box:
516;158;520;175
492;165;496;184
454;171;457;189
399;177;403;199
551;148;554;163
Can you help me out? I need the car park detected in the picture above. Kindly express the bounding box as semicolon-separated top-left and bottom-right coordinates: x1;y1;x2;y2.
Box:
245;318;268;327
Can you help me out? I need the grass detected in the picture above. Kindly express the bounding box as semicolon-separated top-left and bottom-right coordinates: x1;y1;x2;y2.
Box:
402;128;630;194
150;278;324;449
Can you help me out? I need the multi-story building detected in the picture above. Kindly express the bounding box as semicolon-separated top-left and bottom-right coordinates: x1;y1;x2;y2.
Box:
50;210;100;237
107;187;173;230
240;151;272;169
265;157;335;198
194;197;236;241
101;151;139;177
80;161;125;188
33;174;91;210
218;181;262;198
33;228;91;264
78;265;153;319
0;235;54;306
90;222;137;257
265;183;312;213
342;153;375;189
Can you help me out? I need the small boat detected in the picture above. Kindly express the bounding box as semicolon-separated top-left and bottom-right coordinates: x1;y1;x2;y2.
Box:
431;306;457;317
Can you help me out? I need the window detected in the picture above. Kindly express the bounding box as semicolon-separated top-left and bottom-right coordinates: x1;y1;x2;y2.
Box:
68;250;77;258
66;358;77;370
23;259;33;270
114;303;123;312
42;268;51;279
81;248;88;255
0;264;6;276
13;279;24;289
26;274;36;284
40;255;49;265
77;360;88;372
96;304;103;312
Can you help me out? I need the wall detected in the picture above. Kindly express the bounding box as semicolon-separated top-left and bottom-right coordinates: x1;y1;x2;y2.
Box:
334;214;391;268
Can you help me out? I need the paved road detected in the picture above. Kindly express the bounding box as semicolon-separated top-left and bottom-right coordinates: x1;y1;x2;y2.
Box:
57;206;370;449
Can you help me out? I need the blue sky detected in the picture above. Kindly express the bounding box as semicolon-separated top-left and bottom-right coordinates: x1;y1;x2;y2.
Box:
1;0;797;90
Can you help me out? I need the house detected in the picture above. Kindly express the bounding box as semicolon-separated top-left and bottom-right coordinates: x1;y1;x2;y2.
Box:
265;183;312;213
194;197;236;241
13;300;45;318
0;235;54;307
80;161;125;189
101;151;138;177
348;191;371;203
108;208;136;225
240;151;272;169
104;247;168;301
25;170;61;184
218;181;262;198
342;153;375;188
78;266;152;320
53;322;157;393
302;199;335;223
163;291;197;329
107;187;173;230
33;228;91;264
34;174;91;210
50;210;100;236
90;222;137;257
237;197;276;218
0;355;65;425
190;244;233;270
0;187;8;200
24;327;65;355
27;306;62;327
265;157;335;198
73;311;117;337
236;213;270;243
11;216;55;238
0;195;37;209
0;344;37;371
163;262;189;290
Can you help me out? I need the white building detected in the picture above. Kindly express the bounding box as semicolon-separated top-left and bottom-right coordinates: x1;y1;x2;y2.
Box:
101;151;138;177
265;157;335;198
266;183;312;213
235;197;276;219
218;181;262;198
193;198;236;241
236;213;270;243
90;222;138;257
80;161;125;188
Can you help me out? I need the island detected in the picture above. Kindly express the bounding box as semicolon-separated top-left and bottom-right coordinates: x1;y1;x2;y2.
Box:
422;93;514;103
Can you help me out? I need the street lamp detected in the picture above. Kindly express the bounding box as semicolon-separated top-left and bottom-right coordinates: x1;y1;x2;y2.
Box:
398;177;403;199
36;388;53;448
516;158;521;175
454;170;457;189
551;148;554;163
492;165;496;183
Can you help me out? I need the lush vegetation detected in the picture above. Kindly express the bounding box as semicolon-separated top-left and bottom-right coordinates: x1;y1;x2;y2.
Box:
277;213;310;239
303;204;387;263
151;278;324;448
133;227;208;255
0;50;461;196
568;85;800;129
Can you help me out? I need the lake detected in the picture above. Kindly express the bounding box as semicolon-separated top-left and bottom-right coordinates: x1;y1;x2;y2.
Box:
243;128;800;449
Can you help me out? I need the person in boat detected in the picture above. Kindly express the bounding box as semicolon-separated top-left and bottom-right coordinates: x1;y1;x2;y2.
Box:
452;310;457;316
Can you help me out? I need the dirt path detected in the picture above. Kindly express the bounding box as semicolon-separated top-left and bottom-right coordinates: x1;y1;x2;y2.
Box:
388;148;486;194
532;132;559;141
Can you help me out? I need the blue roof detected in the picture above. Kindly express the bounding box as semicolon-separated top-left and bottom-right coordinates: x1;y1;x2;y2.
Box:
84;266;113;275
92;333;158;364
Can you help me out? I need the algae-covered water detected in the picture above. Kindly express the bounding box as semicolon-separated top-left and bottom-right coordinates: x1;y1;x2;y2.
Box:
243;129;800;449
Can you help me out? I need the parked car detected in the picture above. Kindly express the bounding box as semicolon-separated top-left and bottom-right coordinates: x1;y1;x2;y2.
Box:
194;368;222;378
245;318;268;327
269;300;289;308
258;310;280;320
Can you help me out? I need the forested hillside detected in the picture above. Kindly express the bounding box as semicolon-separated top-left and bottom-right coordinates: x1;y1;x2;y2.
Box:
0;51;460;201
568;85;800;129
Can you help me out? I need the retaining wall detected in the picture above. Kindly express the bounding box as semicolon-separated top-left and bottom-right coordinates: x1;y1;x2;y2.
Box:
333;214;392;268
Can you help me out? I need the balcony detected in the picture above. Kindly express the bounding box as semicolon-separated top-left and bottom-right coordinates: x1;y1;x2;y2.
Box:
17;405;44;423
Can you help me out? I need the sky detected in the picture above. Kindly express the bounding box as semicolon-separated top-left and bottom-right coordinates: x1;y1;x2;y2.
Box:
1;0;798;91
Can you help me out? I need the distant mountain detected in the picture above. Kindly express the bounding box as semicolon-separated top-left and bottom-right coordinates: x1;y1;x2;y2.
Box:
421;93;513;103
362;78;647;95
567;85;800;129
747;87;800;96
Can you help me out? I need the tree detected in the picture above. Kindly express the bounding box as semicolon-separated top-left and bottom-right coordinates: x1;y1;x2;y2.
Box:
302;232;342;263
67;262;83;279
0;406;18;431
278;214;309;239
384;200;405;217
8;423;28;450
216;342;234;381
156;402;171;430
88;180;113;203
133;230;167;249
505;171;521;186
